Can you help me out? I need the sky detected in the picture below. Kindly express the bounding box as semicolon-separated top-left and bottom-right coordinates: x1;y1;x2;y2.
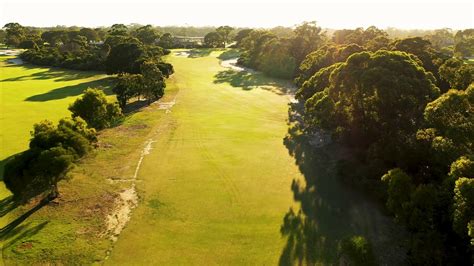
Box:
1;0;473;29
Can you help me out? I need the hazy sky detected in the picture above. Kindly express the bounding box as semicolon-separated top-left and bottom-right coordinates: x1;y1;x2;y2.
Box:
1;0;473;29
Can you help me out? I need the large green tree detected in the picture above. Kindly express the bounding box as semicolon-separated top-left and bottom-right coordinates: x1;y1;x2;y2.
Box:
216;26;234;46
134;25;159;45
305;50;440;150
68;88;122;129
204;31;224;48
3;22;26;47
3;118;96;200
105;39;145;74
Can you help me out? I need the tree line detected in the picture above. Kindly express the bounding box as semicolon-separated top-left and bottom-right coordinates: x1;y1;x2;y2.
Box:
235;23;473;80
251;23;473;264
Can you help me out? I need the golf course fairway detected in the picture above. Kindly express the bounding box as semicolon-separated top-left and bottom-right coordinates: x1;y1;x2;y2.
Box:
107;50;303;264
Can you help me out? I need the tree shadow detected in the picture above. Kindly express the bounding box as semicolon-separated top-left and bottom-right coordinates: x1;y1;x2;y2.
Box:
279;108;406;265
122;99;150;114
0;199;49;241
24;77;115;102
0;196;19;218
1;65;102;82
214;69;295;94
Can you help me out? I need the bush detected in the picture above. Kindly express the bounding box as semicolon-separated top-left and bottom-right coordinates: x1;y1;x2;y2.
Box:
3;117;97;201
340;236;376;266
69;88;122;130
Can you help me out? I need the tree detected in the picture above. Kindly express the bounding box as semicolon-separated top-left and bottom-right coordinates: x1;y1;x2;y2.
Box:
105;39;145;74
0;29;5;44
295;43;364;87
69;88;122;129
290;21;325;64
204;31;224;48
113;74;144;108
3;118;96;201
426;28;454;50
454;29;474;58
140;61;166;103
3;22;25;47
234;29;252;47
134;25;159;45
79;28;99;42
304;51;440;151
381;168;414;221
439;58;464;88
156;62;174;78
453;178;474;238
390;37;449;90
419;87;474;164
340;236;376;266
158;33;173;48
216;26;234;46
259;38;296;79
108;24;128;36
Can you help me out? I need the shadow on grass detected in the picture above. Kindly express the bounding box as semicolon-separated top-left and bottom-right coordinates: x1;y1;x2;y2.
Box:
1;64;102;82
217;49;241;60
0;198;50;251
24;77;115;102
278;105;406;265
0;196;19;218
213;69;295;94
122;99;150;115
279;129;350;265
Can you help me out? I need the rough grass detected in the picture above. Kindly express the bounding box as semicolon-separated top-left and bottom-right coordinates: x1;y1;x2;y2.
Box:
0;53;179;264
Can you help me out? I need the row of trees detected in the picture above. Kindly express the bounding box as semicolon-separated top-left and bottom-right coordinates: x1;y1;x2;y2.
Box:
236;22;325;79
4;89;121;201
3;23;174;73
288;24;474;264
113;60;168;108
236;24;474;80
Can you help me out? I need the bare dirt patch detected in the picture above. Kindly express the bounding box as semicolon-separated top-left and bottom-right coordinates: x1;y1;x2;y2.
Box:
104;139;155;242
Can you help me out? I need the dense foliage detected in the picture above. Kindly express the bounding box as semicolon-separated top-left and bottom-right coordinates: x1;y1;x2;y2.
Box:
237;22;325;79
3;23;172;74
290;25;474;264
4;118;97;201
69;88;122;130
113;60;168;108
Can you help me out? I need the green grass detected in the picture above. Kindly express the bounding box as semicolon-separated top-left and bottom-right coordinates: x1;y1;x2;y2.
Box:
106;50;303;264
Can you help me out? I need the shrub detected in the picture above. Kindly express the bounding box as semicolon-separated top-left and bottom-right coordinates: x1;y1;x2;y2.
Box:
69;88;122;130
3;117;97;201
340;236;376;266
